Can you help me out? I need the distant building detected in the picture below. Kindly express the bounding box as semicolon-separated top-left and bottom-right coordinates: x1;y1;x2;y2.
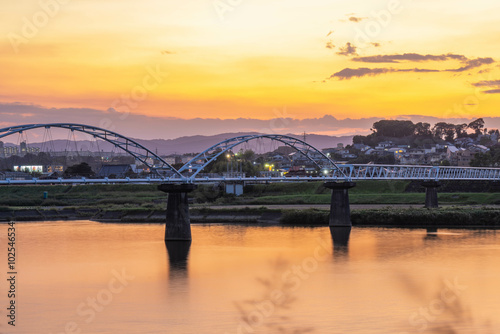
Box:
46;165;65;173
3;145;18;157
97;164;136;178
13;165;43;173
376;141;394;149
447;146;473;166
0;171;32;180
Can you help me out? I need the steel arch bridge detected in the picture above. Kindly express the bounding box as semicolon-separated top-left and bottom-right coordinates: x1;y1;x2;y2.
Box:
177;134;347;180
0;123;499;185
0;123;183;178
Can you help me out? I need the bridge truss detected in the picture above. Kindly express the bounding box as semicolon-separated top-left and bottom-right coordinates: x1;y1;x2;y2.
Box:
332;164;500;181
177;134;347;180
0;123;183;178
0;123;499;185
1;164;499;185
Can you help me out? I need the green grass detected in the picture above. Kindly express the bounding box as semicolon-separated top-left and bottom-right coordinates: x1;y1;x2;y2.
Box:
0;184;165;208
0;181;497;209
249;192;500;205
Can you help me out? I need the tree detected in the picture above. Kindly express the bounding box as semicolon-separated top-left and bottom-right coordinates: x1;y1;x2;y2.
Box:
352;135;365;144
455;123;468;138
372;120;416;137
64;162;95;177
468;118;485;137
432;122;455;141
414;122;432;136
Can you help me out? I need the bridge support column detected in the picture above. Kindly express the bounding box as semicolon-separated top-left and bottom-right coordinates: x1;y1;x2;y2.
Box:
324;182;356;227
158;183;198;241
422;181;440;209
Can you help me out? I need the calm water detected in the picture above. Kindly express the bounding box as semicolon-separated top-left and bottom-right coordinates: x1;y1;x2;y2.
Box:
1;221;500;334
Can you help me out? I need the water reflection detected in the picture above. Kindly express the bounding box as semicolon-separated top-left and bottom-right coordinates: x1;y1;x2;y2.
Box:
425;227;439;239
329;226;351;256
165;240;191;276
7;221;500;334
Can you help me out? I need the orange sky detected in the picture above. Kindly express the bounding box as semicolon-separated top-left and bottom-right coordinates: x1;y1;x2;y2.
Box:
1;0;500;122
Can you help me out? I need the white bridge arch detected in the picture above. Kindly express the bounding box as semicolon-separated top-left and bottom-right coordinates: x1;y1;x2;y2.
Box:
0;123;183;178
177;134;347;180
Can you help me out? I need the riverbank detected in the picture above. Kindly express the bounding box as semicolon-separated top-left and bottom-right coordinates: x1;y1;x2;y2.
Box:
0;181;499;208
2;205;500;228
0;181;498;227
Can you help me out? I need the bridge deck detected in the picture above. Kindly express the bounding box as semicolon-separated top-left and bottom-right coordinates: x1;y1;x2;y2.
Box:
1;165;499;185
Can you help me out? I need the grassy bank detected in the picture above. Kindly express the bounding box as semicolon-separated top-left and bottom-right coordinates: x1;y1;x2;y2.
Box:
0;181;498;209
0;184;165;209
250;192;500;205
280;207;500;227
2;204;500;228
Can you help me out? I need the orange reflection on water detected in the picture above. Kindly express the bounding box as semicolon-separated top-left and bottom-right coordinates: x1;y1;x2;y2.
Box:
0;221;499;334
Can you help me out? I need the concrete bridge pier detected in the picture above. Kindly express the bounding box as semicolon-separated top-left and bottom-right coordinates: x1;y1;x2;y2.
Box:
324;181;356;227
422;181;440;209
158;183;198;241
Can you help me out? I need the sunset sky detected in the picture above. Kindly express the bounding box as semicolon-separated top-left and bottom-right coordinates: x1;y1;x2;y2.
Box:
1;0;500;137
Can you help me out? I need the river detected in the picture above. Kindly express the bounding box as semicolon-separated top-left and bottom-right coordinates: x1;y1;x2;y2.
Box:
1;221;499;333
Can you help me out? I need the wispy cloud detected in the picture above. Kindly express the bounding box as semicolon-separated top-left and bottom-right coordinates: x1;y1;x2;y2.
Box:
336;42;357;56
330;52;495;80
352;53;467;63
445;57;494;72
472;80;500;87
331;67;392;79
484;89;500;94
331;67;439;80
348;16;366;23
325;41;335;49
472;79;500;94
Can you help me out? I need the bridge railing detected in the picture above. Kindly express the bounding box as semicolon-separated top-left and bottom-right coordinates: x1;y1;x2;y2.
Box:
0;165;499;185
331;164;500;181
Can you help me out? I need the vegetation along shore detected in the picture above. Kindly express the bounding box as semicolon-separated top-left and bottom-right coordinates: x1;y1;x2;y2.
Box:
0;181;498;227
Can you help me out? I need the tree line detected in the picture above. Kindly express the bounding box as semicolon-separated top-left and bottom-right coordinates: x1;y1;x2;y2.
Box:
354;118;499;146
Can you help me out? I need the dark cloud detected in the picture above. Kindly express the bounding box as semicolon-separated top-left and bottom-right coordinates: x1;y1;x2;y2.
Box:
331;67;442;80
445;57;494;72
325;41;335;49
348;16;365;22
371;42;381;47
352;53;467;63
336;42;357;56
398;68;440;73
472;79;500;93
471;80;500;87
326;30;334;37
331;52;494;80
331;67;393;80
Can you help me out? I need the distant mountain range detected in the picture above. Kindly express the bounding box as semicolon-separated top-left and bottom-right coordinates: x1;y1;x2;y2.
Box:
18;132;354;156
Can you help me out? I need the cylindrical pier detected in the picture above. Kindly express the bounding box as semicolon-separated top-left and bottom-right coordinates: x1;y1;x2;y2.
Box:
422;180;440;209
324;181;356;227
158;183;198;241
